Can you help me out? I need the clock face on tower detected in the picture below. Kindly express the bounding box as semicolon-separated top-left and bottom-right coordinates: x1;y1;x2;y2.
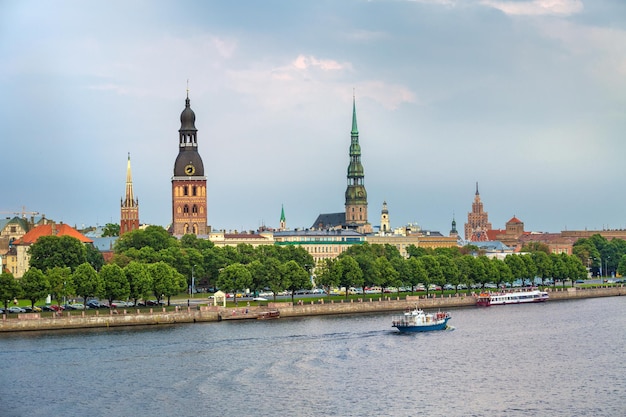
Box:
184;164;195;175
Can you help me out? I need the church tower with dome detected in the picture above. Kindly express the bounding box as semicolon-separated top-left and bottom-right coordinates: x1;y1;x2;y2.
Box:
171;91;208;236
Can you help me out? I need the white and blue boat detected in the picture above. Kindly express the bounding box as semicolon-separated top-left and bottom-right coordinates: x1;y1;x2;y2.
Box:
392;308;451;333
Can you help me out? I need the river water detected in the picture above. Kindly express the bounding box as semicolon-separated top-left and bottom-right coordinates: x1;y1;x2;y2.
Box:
1;297;624;417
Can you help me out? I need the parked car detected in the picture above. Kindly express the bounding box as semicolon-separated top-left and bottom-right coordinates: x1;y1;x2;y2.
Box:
87;300;105;309
111;301;132;308
7;306;26;313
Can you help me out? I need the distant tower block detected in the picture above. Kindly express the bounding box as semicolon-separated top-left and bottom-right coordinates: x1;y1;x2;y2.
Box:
465;182;492;241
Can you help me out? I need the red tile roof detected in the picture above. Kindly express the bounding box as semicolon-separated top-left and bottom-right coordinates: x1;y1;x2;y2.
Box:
486;229;504;240
13;223;92;245
508;216;522;224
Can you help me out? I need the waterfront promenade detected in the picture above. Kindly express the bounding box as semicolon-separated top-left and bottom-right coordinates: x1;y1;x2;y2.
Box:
1;285;623;332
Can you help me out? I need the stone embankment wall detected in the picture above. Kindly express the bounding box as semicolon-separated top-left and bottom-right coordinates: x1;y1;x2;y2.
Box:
1;286;622;332
0;307;220;332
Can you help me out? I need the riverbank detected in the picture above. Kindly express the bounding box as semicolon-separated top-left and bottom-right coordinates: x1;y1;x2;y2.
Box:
1;285;623;332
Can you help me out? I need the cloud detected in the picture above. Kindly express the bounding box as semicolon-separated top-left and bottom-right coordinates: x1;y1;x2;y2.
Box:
291;54;347;71
480;0;583;16
358;81;418;110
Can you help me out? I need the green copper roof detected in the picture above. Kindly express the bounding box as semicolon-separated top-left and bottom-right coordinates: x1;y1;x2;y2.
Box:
280;204;286;222
351;94;358;136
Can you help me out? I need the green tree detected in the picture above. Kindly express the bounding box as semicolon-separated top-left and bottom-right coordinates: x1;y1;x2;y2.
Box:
149;261;180;306
336;256;363;299
406;257;427;293
264;257;287;301
436;255;457;294
564;253;587;287
521;242;550;254
100;264;130;307
124;261;152;304
180;233;214;251
550;253;568;286
247;260;266;296
420;255;442;296
284;260;311;303
495;259;513;288
85;243;105;271
532;251;552;286
20;267;50;309
72;263;104;306
521;254;538;284
28;235;87;272
373;256;399;295
476;256;496;288
406;245;432;258
114;225;177;253
617;254;626;278
351;253;376;294
46;266;73;305
102;223;120;237
391;257;409;294
216;263;252;304
315;258;339;295
455;255;476;291
0;272;23;310
504;254;528;284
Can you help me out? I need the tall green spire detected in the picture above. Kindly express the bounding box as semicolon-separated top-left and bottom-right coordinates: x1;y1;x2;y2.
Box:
351;92;358;136
280;204;286;223
345;94;367;206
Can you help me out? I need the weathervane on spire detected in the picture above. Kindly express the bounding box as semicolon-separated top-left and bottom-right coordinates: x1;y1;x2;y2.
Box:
186;79;189;98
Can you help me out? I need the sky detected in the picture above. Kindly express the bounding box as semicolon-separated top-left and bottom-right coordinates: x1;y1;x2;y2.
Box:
1;0;626;236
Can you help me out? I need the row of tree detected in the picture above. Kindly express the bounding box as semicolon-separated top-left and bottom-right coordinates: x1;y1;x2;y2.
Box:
8;225;626;309
313;243;589;298
0;261;184;311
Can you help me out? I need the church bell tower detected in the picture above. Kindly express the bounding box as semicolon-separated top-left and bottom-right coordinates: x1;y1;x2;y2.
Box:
344;94;372;234
171;91;208;236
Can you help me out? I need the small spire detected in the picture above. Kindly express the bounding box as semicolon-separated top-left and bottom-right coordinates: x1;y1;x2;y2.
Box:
186;79;189;99
475;181;479;195
351;91;358;135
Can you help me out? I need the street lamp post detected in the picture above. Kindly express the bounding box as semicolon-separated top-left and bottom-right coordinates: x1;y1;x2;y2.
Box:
605;257;610;281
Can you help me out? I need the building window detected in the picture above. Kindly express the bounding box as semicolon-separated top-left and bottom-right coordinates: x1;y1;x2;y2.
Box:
183;186;189;196
183;205;189;214
193;186;197;196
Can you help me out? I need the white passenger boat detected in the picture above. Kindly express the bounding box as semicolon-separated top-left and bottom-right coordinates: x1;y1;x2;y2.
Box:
476;289;549;306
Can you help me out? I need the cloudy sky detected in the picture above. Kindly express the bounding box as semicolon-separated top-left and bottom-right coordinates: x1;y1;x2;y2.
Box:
2;0;625;236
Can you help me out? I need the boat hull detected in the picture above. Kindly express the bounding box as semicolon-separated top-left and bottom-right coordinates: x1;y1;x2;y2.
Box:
393;318;450;333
